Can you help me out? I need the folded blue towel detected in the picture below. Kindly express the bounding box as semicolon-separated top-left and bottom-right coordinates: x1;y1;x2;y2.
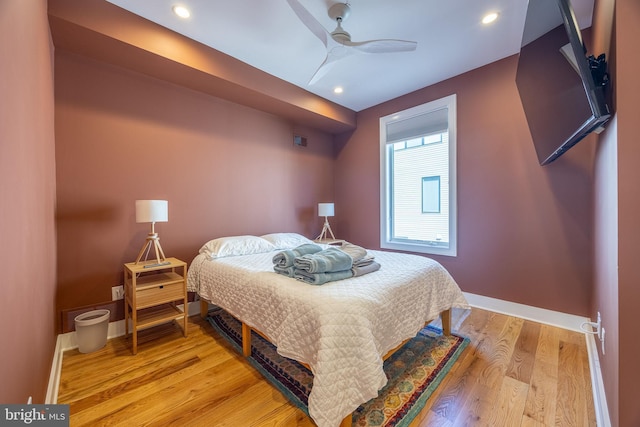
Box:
272;243;323;268
273;265;296;277
294;269;354;285
294;247;353;273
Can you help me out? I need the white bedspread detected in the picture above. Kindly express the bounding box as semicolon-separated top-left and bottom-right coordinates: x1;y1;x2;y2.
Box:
188;249;468;427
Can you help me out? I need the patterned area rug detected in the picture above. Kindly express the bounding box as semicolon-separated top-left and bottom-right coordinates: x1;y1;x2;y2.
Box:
208;309;469;427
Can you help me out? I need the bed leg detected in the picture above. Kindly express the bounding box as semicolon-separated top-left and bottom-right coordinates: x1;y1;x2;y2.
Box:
339;414;353;427
442;309;452;336
200;299;209;319
242;322;252;357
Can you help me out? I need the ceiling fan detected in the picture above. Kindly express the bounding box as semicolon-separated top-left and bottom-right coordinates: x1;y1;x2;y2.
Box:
286;0;418;85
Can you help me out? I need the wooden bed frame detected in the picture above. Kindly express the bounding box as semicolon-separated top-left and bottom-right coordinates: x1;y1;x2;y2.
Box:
200;299;451;427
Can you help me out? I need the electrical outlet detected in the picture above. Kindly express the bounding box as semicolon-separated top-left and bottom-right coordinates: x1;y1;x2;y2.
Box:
111;285;124;301
597;311;603;340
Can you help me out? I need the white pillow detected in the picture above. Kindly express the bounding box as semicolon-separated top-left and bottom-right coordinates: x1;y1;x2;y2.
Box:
260;232;314;249
199;235;275;259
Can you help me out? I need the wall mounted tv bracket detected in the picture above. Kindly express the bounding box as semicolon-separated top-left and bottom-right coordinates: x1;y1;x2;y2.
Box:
589;53;609;87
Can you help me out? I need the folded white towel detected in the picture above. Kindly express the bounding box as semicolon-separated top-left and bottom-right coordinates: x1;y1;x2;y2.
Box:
335;242;368;262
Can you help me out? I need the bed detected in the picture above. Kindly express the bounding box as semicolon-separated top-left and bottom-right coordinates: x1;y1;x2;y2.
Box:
187;233;469;427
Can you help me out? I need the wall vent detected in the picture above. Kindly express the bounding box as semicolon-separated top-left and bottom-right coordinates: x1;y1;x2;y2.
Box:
293;134;307;147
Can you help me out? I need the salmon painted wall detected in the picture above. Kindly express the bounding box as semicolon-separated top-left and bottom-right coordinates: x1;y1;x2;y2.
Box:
54;51;335;321
335;55;594;316
0;0;57;403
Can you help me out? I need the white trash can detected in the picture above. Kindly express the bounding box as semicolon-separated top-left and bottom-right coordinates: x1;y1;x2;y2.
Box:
74;309;110;353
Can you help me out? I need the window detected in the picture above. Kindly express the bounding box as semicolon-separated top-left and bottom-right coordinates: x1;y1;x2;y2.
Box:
379;94;457;256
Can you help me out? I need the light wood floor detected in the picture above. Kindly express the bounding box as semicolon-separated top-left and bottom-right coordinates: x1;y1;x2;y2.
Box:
57;308;595;426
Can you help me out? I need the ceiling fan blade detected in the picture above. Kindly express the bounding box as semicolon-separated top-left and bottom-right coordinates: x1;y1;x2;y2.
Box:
308;54;339;85
347;39;418;54
308;62;336;85
286;0;329;47
308;44;359;85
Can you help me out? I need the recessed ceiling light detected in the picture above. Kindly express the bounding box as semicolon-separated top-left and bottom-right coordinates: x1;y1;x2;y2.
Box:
482;12;498;24
172;5;191;19
333;86;344;94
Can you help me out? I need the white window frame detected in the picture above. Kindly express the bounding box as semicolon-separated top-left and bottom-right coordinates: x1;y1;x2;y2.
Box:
379;94;457;256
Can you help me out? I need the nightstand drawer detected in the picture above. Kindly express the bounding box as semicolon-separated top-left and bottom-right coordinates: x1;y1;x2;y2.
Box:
136;282;184;308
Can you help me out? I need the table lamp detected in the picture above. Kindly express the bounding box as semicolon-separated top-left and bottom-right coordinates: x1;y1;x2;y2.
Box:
316;202;336;241
134;200;168;264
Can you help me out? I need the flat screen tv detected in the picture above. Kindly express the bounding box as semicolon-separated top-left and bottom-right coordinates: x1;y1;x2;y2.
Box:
516;0;610;165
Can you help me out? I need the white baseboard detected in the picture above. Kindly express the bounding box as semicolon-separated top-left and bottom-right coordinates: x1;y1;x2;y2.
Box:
586;333;612;427
45;333;64;404
47;297;610;426
186;300;202;317
465;292;610;426
463;292;589;332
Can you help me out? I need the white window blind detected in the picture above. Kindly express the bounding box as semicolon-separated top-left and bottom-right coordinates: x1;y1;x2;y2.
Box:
385;107;448;143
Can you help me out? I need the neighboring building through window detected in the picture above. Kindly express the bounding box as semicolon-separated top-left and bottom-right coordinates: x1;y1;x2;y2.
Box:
379;94;457;256
422;176;441;214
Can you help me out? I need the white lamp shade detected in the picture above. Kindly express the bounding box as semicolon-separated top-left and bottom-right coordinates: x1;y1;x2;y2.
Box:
135;200;168;223
318;203;334;217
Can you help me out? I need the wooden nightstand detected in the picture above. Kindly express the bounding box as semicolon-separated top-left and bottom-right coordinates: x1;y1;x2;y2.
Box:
315;238;346;246
124;257;187;354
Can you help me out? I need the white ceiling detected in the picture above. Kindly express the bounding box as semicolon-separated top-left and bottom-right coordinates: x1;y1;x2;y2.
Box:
104;0;595;112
